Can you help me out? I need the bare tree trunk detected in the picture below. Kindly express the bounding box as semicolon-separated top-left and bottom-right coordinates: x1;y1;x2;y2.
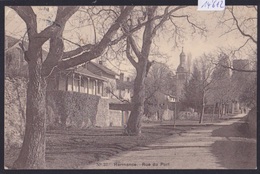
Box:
199;90;205;124
218;103;221;118
221;104;224;116
13;49;47;169
126;63;147;135
212;103;216;122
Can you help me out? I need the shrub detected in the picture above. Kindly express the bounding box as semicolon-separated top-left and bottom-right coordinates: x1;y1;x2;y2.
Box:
46;90;100;129
4;77;27;151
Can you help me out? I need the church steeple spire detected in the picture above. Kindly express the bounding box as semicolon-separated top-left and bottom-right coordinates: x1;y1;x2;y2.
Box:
179;47;186;68
180;47;185;57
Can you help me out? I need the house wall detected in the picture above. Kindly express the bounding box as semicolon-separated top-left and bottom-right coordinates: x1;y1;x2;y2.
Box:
105;78;119;99
109;110;123;127
162;109;173;121
67;76;73;91
4;76;125;152
120;89;131;101
95;98;110;127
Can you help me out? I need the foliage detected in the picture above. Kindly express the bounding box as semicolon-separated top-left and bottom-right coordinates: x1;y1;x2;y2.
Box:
144;62;175;118
207;54;232;105
5;49;28;78
182;54;216;123
46;90;100;129
181;65;203;112
246;106;257;138
5;77;27;151
237;74;256;108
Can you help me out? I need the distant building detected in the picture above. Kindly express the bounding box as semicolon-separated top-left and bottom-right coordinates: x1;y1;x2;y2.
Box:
232;59;250;72
176;48;189;101
116;73;133;102
5;35;48;77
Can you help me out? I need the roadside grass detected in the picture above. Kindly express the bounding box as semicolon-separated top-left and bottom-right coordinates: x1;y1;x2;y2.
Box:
4;113;242;169
211;121;256;169
4;123;185;169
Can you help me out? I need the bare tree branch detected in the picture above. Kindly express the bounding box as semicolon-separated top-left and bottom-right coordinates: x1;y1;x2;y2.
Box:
109;10;171;46
42;37;65;77
107;88;131;103
62;43;96;59
9;6;37;37
230;38;251;56
152;6;187;35
37;6;80;45
170;14;207;33
54;6;134;72
126;38;138;68
212;61;256;73
86;10;97;44
141;6;157;57
127;35;142;60
229;7;257;44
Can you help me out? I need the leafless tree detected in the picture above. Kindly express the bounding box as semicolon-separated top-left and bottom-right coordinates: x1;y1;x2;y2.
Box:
207;54;233;117
193;54;216;123
216;6;257;70
144;62;175;120
8;6;134;169
122;6;206;134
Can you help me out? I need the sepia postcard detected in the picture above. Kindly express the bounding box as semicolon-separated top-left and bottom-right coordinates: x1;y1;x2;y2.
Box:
4;4;257;170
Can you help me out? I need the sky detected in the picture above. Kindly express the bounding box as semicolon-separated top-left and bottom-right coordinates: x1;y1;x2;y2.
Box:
5;6;257;77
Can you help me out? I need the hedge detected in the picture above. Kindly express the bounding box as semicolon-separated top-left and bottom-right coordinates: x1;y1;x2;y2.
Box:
46;90;100;129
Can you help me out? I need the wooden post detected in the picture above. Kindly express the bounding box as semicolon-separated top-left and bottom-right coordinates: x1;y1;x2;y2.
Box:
122;110;124;127
87;78;90;94
65;75;68;91
174;100;176;128
95;80;97;95
78;75;81;93
101;82;104;96
72;73;74;92
212;104;215;122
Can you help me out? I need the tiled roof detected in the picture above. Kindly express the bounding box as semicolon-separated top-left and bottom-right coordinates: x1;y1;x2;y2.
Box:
5;35;22;48
90;61;118;76
5;35;48;57
74;66;107;81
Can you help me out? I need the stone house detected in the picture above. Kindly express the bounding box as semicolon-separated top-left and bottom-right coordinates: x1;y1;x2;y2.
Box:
116;73;133;101
5;35;48;77
48;61;118;98
47;60;134;127
5;35;133;128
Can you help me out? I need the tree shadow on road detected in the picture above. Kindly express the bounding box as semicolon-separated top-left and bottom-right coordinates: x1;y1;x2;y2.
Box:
211;121;256;169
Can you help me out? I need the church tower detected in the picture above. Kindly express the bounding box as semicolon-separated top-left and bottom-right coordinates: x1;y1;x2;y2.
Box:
176;47;188;101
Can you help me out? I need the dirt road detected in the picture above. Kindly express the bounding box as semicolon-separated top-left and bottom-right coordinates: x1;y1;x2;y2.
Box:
83;114;256;169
